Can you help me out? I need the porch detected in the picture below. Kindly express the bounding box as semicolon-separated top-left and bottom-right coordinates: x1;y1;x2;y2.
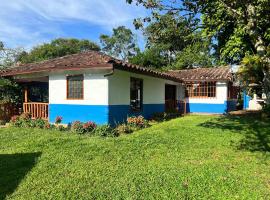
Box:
21;76;49;120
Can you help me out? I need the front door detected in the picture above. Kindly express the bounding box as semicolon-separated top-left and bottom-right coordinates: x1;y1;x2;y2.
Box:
165;84;176;112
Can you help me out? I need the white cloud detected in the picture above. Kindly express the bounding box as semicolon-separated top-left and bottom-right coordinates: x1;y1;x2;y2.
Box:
0;0;147;49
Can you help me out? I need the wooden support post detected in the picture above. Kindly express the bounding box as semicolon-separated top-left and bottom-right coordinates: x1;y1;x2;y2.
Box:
24;87;28;103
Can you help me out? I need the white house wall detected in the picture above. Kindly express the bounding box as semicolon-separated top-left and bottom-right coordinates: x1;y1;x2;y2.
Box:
108;69;181;124
108;69;167;105
185;81;230;113
49;73;108;105
48;70;110;125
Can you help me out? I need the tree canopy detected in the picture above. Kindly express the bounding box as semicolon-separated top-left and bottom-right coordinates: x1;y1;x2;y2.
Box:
0;41;23;69
128;0;270;102
19;38;100;63
100;26;139;62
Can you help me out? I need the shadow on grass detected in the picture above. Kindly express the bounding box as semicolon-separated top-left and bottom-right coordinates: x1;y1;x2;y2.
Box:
199;114;270;153
0;152;41;200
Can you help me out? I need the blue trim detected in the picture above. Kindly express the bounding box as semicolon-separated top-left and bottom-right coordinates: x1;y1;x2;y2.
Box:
49;104;109;125
186;102;227;114
49;103;164;125
109;104;164;125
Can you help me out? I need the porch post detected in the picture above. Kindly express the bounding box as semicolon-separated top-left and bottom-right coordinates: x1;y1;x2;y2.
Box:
24;87;28;103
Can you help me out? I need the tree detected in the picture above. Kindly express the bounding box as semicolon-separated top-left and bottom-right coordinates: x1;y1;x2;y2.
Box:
0;41;23;69
100;26;139;62
129;47;168;69
127;0;270;103
19;38;100;63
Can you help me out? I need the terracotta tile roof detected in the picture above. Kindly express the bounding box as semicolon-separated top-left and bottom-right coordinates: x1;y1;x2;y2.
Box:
0;51;182;83
166;67;233;82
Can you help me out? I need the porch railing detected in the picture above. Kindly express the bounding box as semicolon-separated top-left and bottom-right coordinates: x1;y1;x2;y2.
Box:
23;102;49;120
165;100;186;114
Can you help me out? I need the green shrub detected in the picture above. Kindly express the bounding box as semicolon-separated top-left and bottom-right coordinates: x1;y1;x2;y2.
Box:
94;125;118;137
0;120;6;125
57;125;67;131
10;114;48;129
34;118;47;129
262;104;270;118
116;124;133;135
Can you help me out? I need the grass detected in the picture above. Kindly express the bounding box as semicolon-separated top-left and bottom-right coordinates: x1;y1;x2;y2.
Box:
0;115;269;199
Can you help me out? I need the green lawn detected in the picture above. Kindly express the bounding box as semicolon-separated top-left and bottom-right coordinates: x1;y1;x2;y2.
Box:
0;115;269;199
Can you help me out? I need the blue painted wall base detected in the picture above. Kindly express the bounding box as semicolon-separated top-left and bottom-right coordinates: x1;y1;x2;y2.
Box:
109;104;164;125
49;104;109;125
49;103;164;125
186;102;229;114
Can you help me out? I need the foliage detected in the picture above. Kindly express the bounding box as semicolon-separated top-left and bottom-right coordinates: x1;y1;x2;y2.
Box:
115;124;133;135
71;121;97;134
128;0;270;103
10;114;49;129
0;41;24;69
129;47;168;69
83;122;97;133
144;13;197;55
18;38;100;63
171;36;213;69
127;115;150;129
100;26;139;61
262;104;270;118
238;55;265;86
0;78;22;104
93;125;118;137
1;115;270;199
55;116;63;124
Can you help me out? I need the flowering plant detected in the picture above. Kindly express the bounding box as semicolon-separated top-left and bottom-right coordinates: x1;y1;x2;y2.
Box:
83;121;97;132
127;115;149;128
55;116;63;124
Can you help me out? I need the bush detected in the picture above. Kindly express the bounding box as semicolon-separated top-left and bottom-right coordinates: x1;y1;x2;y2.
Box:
10;114;48;129
71;121;84;134
127;115;150;129
94;125;118;137
34;118;47;129
262;104;270;118
83;122;97;132
116;124;133;135
71;121;97;134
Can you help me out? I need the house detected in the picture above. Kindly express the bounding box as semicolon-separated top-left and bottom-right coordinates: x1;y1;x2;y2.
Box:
0;51;237;125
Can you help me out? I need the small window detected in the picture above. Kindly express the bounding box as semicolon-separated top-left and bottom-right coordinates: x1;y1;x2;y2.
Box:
130;77;143;111
67;75;84;99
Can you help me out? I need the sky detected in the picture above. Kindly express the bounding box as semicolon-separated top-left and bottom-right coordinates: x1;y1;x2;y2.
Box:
0;0;148;50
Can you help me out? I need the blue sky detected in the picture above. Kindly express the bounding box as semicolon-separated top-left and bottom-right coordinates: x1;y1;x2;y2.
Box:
0;0;148;50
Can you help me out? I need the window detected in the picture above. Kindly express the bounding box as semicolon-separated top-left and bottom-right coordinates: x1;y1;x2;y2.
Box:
67;75;84;99
130;77;143;111
185;82;216;98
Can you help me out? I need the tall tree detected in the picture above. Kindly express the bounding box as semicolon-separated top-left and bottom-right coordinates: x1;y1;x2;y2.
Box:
19;38;100;63
127;0;270;103
0;41;23;69
100;26;139;62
